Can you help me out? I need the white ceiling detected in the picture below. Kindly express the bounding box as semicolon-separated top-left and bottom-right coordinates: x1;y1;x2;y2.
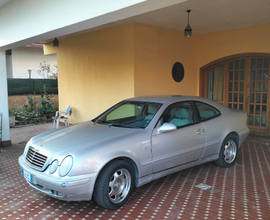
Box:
1;0;270;46
128;0;270;35
62;0;270;39
0;0;11;8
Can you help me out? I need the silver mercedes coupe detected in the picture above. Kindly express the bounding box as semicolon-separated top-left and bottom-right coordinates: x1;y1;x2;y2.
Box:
19;96;249;209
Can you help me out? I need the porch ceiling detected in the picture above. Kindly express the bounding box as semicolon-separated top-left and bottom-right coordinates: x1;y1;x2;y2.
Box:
1;0;270;46
0;0;11;8
44;0;270;42
127;0;270;35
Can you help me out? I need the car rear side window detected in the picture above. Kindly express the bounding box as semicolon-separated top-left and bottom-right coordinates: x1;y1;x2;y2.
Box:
160;101;197;128
195;102;221;121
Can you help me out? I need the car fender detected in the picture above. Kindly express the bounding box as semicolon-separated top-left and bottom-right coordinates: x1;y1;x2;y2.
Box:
67;129;153;179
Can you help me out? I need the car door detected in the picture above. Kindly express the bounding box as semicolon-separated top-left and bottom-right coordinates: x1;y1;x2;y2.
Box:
151;101;207;173
194;101;223;158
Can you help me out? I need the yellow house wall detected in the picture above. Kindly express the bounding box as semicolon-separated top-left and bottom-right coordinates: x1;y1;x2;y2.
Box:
195;24;270;69
44;23;270;124
44;24;135;123
133;24;270;97
134;23;197;97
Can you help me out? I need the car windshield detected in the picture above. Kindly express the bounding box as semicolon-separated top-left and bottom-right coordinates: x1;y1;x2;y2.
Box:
94;101;162;128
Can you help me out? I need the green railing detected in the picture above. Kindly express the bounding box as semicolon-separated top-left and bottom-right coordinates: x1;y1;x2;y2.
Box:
8;79;58;95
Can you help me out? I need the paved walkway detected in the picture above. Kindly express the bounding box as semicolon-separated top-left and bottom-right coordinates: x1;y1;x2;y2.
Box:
10;122;60;144
1;125;270;219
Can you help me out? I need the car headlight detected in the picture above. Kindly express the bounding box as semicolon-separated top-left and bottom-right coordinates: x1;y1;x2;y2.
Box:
59;156;73;177
49;160;59;174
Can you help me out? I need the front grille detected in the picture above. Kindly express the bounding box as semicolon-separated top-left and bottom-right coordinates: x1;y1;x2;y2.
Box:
26;146;47;169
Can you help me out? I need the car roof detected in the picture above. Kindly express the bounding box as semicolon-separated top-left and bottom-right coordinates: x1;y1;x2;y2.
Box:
126;95;207;104
125;95;229;112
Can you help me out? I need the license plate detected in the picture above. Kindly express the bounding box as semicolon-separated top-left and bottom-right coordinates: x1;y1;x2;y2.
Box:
22;169;32;182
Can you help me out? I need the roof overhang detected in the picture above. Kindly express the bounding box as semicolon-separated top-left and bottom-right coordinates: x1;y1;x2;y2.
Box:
0;0;270;50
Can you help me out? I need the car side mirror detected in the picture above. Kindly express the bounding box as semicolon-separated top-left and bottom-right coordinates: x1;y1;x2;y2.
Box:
158;123;177;133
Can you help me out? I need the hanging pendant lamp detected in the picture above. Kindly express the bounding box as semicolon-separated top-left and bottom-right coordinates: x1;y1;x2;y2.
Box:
184;10;192;37
53;38;59;47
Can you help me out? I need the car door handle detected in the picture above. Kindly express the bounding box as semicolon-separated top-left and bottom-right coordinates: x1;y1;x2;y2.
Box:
196;128;205;134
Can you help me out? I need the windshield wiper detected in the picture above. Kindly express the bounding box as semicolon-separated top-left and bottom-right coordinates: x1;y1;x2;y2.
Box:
98;121;141;129
108;123;122;127
121;124;141;129
95;120;107;124
110;123;140;129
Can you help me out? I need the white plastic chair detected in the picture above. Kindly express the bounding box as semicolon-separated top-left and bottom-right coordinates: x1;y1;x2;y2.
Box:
53;106;72;129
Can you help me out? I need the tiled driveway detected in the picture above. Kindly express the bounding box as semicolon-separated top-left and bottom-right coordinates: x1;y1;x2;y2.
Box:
0;124;270;219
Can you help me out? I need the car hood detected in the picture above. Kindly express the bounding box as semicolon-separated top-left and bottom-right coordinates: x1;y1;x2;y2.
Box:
30;121;143;157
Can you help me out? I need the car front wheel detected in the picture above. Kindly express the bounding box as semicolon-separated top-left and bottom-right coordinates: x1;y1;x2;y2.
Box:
93;160;134;209
215;135;238;168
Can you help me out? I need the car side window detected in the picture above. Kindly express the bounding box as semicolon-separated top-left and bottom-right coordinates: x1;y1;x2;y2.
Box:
195;102;221;121
160;102;196;128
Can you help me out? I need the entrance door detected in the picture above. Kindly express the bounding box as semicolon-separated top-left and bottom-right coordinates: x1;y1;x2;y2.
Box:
247;58;269;135
201;54;270;136
227;59;245;111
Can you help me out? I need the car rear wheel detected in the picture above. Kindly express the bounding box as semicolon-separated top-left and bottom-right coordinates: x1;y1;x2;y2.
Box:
215;135;238;168
93;160;134;210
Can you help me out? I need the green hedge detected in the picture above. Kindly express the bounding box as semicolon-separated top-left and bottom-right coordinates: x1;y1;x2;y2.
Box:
8;79;58;95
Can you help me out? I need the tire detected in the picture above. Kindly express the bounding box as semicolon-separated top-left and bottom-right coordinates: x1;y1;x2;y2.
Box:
93;160;134;210
215;135;238;168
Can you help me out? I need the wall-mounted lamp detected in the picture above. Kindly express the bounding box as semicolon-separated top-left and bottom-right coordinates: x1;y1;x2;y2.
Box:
53;37;59;47
184;10;192;37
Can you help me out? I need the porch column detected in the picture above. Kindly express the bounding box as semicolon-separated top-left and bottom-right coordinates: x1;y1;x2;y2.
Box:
0;51;11;146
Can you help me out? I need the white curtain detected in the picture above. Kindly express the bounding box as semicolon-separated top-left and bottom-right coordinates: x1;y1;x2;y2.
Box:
208;65;224;101
213;65;224;101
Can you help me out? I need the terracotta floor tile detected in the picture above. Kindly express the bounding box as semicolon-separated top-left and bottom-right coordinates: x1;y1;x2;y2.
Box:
1;126;270;219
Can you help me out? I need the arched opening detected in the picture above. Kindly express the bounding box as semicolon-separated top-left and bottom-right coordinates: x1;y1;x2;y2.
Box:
200;53;270;136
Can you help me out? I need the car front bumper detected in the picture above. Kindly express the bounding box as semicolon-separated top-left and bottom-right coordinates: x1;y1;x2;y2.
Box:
18;155;98;201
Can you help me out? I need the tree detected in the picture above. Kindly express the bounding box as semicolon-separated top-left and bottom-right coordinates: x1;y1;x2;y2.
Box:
37;61;58;79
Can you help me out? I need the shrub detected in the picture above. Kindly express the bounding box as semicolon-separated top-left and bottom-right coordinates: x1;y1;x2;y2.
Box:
9;84;57;123
38;84;54;118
